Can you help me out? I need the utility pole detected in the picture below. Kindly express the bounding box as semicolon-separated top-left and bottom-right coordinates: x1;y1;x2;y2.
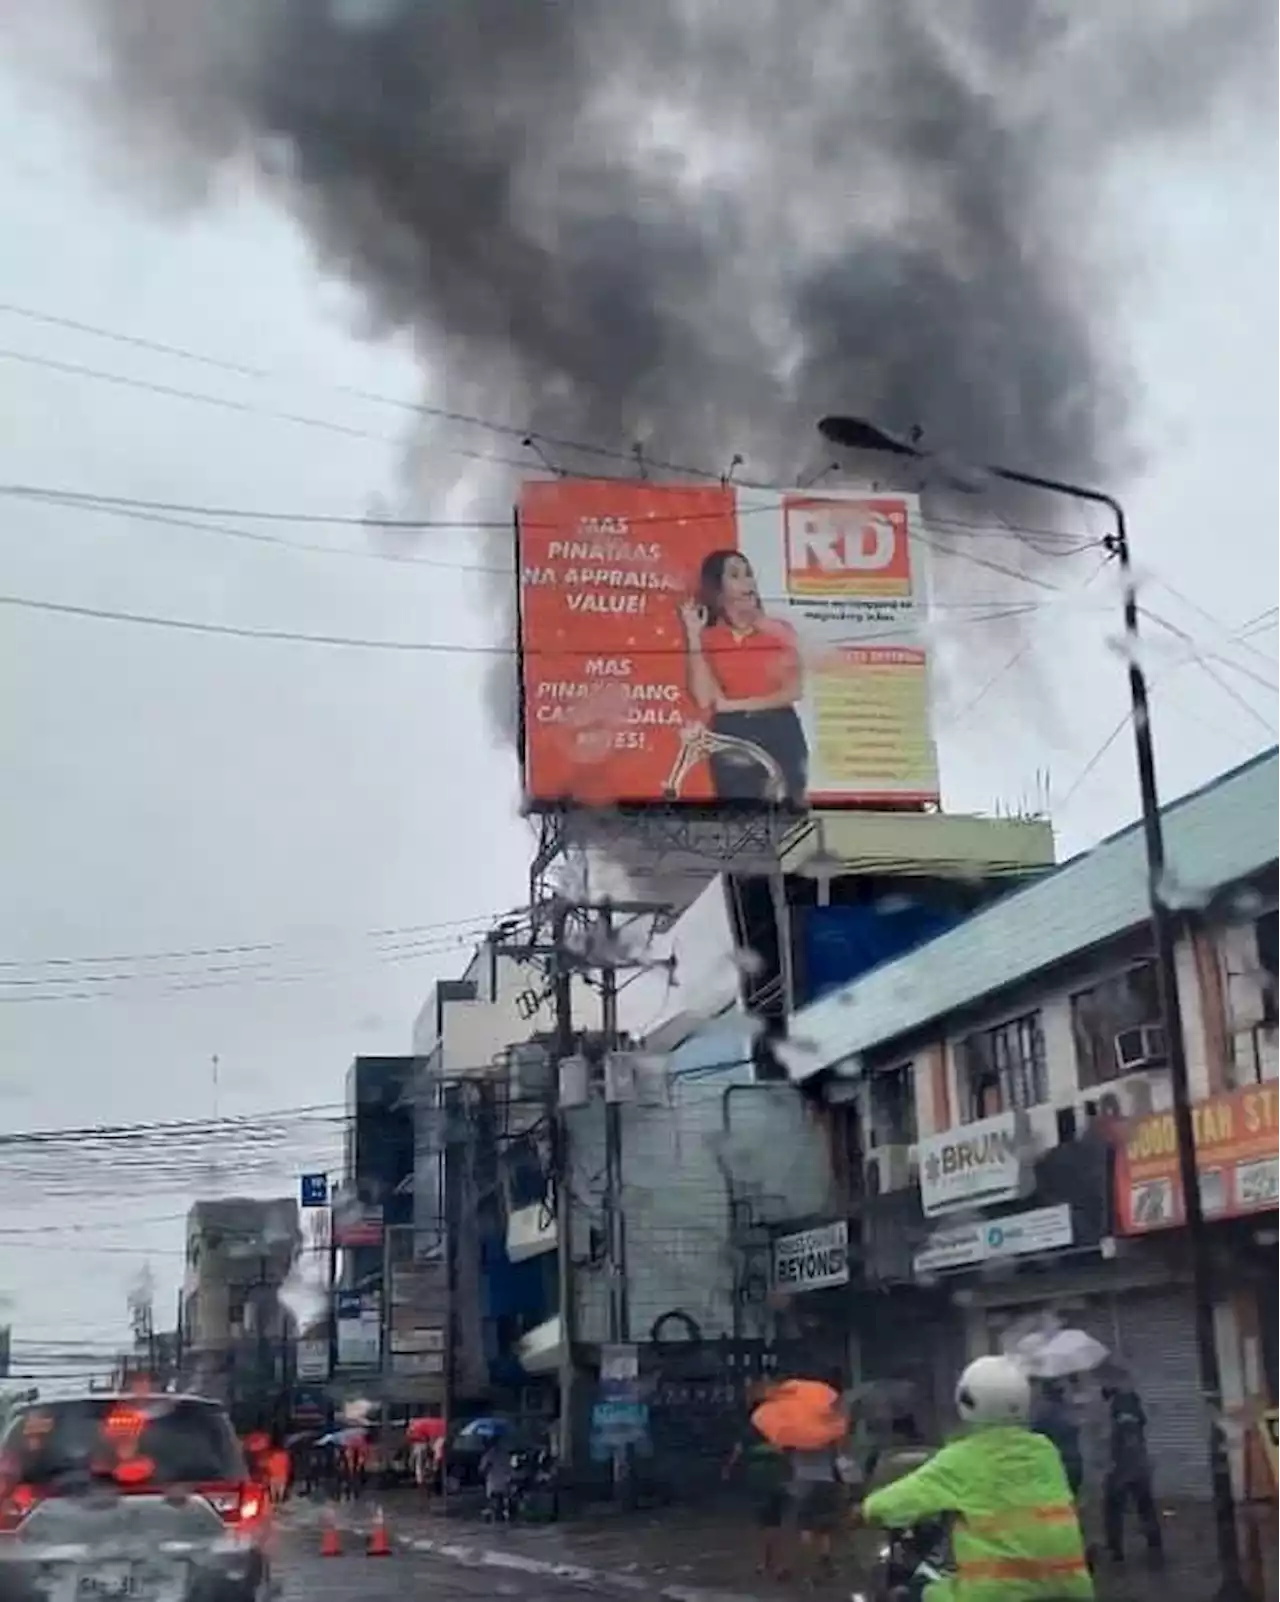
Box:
599;902;632;1500
550;896;577;1470
490;894;669;1476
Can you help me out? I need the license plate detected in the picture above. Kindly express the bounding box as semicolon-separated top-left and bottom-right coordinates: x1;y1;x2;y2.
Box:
77;1563;158;1600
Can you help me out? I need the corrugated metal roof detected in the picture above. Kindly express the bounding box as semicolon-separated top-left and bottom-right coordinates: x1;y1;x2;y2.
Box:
790;747;1279;1079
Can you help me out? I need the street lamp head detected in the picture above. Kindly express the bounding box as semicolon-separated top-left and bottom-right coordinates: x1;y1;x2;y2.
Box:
817;415;921;458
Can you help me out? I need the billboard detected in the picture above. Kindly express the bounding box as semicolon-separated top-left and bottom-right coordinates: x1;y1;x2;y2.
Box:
517;479;939;809
1114;1084;1278;1234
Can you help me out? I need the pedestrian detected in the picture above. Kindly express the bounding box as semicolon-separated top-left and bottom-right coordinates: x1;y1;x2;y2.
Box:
1031;1378;1085;1498
480;1439;515;1522
787;1442;844;1585
1101;1380;1164;1567
266;1442;290;1506
723;1383;791;1582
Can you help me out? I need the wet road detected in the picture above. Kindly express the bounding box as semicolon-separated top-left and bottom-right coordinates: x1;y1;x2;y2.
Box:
273;1521;686;1602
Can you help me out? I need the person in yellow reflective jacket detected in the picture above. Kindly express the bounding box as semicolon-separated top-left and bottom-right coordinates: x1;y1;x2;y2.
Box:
862;1355;1094;1602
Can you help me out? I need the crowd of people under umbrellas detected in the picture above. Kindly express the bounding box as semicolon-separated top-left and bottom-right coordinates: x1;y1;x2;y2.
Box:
723;1335;1163;1587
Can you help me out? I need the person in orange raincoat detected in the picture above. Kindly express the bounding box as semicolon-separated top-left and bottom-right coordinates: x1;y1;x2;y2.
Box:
266;1444;291;1505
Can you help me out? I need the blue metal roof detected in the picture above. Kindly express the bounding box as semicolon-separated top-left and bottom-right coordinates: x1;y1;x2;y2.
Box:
788;747;1279;1080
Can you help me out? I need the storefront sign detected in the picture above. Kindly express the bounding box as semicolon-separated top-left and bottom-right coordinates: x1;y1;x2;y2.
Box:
918;1111;1023;1217
296;1337;331;1382
334;1291;382;1370
332;1194;384;1249
772;1221;850;1292
391;1350;445;1377
1115;1084;1279;1235
913;1203;1073;1276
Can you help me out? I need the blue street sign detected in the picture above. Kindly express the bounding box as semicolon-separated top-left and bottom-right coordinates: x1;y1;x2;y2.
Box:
300;1173;329;1208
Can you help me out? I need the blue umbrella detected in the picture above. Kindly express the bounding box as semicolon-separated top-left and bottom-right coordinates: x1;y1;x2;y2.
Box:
457;1417;508;1440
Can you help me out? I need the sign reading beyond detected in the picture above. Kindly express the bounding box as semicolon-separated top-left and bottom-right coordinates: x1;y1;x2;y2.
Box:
918;1111;1023;1218
772;1220;850;1293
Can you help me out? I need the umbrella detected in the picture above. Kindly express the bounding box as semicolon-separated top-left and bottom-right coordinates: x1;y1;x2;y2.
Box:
316;1427;367;1448
457;1417;509;1440
407;1417;446;1444
1015;1328;1110;1380
752;1379;846;1451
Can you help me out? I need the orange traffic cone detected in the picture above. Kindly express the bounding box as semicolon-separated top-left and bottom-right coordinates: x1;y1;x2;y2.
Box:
366;1505;393;1558
319;1505;343;1558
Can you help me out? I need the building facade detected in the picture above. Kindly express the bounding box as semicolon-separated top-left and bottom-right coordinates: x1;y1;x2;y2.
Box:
781;747;1278;1501
179;1196;300;1428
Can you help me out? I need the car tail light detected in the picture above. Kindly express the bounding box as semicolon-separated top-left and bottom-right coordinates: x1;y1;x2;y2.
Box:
199;1483;266;1528
0;1482;43;1534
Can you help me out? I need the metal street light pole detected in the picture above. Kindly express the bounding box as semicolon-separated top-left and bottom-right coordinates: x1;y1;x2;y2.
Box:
817;414;1246;1600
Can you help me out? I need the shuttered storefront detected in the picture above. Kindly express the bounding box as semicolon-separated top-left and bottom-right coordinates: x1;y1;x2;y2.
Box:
984;1283;1207;1500
1109;1287;1208;1499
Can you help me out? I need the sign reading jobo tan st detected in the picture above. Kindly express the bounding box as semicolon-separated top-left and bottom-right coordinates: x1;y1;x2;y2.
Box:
918;1111;1023;1218
1115;1083;1278;1234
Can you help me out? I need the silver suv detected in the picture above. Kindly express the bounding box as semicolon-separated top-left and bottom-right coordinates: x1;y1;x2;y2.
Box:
0;1394;272;1602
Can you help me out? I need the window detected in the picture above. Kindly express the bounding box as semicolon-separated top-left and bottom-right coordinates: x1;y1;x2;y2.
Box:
1257;911;1278;1027
1070;962;1165;1088
1;1398;244;1487
959;1012;1047;1122
866;1063;917;1147
226;1293;247;1335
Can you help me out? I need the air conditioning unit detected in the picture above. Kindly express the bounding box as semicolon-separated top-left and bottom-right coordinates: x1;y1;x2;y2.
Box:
1113;1023;1168;1074
864;1144;914;1197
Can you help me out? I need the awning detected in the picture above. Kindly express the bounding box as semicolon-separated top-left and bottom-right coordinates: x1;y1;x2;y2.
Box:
514;1315;562;1376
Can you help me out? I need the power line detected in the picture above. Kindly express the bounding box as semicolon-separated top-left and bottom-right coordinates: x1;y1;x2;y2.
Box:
0;927;502;996
0;305;1102;539
0;588;1066;656
0;906;518;973
0;1101;347;1149
0;346;529;475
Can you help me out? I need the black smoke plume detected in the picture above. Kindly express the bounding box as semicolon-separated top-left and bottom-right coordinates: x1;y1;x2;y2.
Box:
24;0;1277;735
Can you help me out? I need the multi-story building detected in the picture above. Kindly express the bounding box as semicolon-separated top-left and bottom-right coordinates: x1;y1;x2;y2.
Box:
179;1196;300;1427
780;745;1278;1501
339;1055;416;1287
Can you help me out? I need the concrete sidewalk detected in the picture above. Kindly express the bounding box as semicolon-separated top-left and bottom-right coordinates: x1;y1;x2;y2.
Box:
288;1491;1277;1602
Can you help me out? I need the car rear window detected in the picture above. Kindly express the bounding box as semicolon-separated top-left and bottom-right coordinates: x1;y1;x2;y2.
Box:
0;1399;245;1487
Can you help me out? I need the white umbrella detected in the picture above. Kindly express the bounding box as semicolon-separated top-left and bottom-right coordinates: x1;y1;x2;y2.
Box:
1014;1328;1110;1379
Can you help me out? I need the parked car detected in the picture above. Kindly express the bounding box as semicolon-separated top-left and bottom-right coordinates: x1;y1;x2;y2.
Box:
0;1392;272;1601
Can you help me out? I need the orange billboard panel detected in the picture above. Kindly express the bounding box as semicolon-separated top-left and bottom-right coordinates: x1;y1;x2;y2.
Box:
517;479;939;810
1114;1084;1279;1234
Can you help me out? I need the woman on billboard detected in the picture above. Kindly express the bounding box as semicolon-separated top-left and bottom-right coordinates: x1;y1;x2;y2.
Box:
678;550;808;805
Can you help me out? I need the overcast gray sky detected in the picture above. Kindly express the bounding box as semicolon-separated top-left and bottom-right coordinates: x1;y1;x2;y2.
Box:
0;28;1275;1374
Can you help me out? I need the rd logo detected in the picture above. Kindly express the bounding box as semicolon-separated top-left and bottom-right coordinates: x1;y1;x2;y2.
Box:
784;495;912;597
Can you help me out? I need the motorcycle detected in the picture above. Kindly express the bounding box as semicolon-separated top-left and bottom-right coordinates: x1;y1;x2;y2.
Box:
508;1443;559;1523
855;1518;952;1602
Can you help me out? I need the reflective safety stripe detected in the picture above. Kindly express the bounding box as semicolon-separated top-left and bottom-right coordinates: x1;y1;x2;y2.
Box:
958;1556;1092;1581
962;1503;1080;1534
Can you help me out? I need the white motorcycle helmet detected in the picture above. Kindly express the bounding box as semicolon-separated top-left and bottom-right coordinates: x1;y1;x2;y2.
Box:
955;1355;1031;1428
